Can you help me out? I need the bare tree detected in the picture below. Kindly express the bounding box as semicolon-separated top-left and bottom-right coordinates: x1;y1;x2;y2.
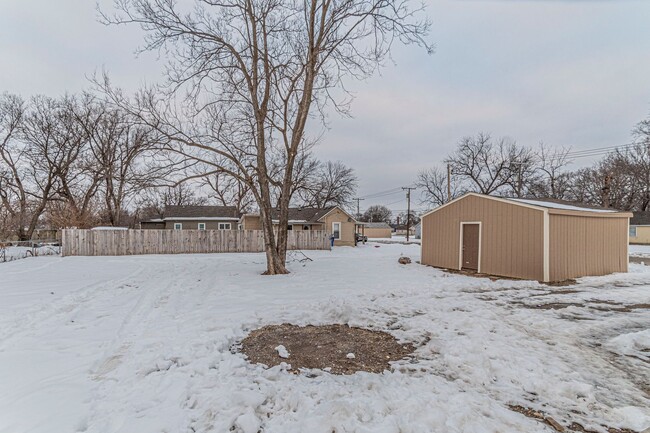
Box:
138;183;208;220
446;133;521;196
99;0;431;274
297;160;358;209
32;95;106;229
416;166;461;207
0;93;27;238
396;211;419;226
202;170;255;214
527;142;572;200
361;205;392;223
73;96;159;226
1;95;63;239
631;117;650;210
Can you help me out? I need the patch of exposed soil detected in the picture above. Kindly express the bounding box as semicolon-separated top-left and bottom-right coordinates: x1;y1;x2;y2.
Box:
544;279;578;287
239;324;414;375
523;302;585;310
508;405;640;433
442;268;520;281
514;300;650;314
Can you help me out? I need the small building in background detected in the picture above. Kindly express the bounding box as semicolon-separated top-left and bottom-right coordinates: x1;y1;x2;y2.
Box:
359;222;392;239
420;193;632;282
629;212;650;245
414;222;422;239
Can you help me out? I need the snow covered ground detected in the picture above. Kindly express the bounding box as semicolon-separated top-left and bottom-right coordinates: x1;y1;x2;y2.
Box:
630;244;650;257
1;244;649;433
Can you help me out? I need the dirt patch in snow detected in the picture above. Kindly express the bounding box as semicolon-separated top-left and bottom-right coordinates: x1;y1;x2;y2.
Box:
508;405;639;433
239;324;414;375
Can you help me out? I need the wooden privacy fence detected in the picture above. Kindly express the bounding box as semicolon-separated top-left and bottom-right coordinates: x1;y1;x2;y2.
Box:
61;229;331;257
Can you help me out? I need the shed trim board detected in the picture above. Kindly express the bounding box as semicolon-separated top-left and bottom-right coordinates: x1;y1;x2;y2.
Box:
543;210;550;282
458;222;482;273
625;219;630;262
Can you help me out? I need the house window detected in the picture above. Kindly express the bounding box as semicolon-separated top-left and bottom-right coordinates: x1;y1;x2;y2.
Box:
287;225;293;230
630;226;637;237
218;222;231;230
198;223;206;230
303;225;310;231
332;222;341;239
174;223;182;230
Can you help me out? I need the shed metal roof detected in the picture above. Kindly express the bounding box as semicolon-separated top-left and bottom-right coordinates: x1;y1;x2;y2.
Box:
422;193;632;219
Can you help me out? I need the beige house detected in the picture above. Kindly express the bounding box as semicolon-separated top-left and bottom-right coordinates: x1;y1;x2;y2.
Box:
240;206;358;246
140;205;241;230
359;222;392;238
420;193;632;282
629;212;650;244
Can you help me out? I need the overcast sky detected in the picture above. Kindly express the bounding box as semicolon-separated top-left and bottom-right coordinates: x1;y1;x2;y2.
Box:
1;0;649;213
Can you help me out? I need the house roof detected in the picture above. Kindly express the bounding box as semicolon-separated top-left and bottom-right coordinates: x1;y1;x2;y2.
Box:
422;193;632;219
246;206;356;223
360;222;392;229
283;207;333;222
163;205;241;219
631;211;650;226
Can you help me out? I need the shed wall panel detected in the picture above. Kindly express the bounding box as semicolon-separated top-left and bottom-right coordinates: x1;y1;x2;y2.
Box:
549;215;628;281
421;195;544;280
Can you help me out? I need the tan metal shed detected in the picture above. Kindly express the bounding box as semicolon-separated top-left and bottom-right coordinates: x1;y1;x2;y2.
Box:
420;193;632;282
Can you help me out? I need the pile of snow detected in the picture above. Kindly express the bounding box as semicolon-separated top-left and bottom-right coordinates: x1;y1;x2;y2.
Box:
0;244;649;432
606;329;650;362
275;345;290;359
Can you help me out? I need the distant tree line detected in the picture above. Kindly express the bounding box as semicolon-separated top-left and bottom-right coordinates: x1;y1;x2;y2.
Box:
416;118;650;211
0;92;358;240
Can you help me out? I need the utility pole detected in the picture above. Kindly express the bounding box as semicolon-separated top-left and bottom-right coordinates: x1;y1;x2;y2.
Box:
353;197;364;220
447;163;452;203
402;186;416;241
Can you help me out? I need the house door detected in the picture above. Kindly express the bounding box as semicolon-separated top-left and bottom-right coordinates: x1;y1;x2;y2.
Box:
462;224;480;271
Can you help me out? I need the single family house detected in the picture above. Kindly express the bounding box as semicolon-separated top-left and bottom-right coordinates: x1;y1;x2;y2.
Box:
629;211;650;244
240;205;358;246
140;205;241;230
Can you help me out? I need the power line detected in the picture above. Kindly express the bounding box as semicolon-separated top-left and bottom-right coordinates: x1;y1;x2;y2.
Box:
564;142;637;158
360;187;403;200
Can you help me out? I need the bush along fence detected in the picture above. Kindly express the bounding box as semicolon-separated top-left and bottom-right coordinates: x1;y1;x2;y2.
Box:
61;229;331;257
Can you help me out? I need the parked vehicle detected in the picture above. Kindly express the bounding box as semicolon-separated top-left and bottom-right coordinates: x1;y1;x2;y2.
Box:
355;233;368;243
